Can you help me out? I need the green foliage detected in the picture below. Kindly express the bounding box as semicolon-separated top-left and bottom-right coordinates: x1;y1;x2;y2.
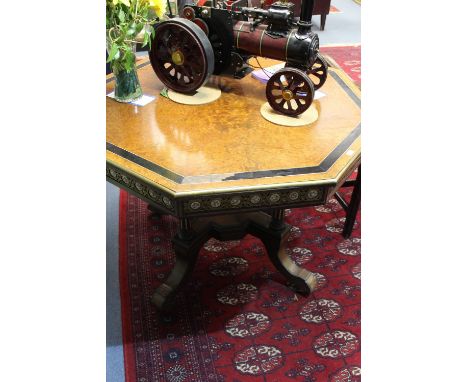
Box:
106;0;158;72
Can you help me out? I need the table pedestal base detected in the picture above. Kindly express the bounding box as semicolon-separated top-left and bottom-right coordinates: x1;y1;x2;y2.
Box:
151;211;317;311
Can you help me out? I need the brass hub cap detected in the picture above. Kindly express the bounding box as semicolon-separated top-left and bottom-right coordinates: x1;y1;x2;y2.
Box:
171;50;184;66
282;89;294;101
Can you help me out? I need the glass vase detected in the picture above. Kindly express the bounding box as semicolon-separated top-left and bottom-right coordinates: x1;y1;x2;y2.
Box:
112;63;143;103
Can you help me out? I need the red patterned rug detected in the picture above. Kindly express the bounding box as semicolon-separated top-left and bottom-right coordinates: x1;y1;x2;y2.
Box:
119;184;360;382
320;45;361;87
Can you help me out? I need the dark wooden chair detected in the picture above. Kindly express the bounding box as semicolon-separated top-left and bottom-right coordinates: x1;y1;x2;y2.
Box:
313;0;332;31
334;165;361;238
291;0;332;31
263;0;332;31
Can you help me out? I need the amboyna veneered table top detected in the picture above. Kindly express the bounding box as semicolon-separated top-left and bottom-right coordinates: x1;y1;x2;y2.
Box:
106;57;360;197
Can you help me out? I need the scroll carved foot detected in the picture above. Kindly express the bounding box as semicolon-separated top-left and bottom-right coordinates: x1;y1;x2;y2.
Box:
260;228;317;296
151;235;201;311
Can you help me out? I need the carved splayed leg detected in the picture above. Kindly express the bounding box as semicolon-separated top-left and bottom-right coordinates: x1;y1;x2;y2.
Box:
151;218;201;311
255;210;317;295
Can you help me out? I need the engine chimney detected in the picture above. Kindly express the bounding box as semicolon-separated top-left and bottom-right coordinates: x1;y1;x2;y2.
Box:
297;0;314;35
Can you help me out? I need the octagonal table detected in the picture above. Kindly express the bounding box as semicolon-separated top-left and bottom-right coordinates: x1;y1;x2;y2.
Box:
106;57;361;311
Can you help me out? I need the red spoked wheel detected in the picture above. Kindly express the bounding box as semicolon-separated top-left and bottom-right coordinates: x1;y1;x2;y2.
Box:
307;53;328;90
193;18;209;36
266;68;315;116
149;18;214;94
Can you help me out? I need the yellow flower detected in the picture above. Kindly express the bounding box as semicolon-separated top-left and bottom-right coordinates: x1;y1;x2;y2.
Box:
148;0;167;19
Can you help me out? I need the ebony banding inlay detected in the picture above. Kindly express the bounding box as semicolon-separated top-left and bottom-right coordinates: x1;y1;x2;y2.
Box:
106;122;360;184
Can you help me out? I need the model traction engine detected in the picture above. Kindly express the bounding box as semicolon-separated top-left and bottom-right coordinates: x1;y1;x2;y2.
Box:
148;0;328;117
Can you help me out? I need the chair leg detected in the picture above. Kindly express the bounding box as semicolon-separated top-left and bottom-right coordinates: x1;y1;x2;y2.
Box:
342;165;361;238
320;14;327;30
